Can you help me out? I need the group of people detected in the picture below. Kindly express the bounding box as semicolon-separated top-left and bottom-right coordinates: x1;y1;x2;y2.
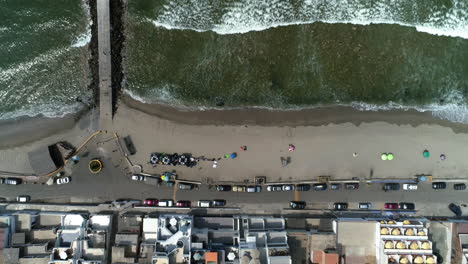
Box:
149;152;197;168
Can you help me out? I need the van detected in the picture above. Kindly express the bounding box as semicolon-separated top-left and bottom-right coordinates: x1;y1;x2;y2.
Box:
158;199;174;207
178;183;194;190
198;200;211;208
5;178;21;185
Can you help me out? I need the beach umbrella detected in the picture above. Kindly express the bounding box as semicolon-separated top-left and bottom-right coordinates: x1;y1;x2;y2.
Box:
193;253;202;261
381;153;388;161
387;153;394;161
230;152;237;159
423;150;430;158
227;252;236;261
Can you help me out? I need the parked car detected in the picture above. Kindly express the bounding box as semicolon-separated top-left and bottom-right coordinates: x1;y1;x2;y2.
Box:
313;183;327;191
399;203;415;210
334;203;348;210
296;184;311;191
282;185;295;191
454;183;466;191
56;177;71;185
345;183;359;190
143;199;158;206
131;174;145;181
158;199;174;207
247;186;262;192
383;183;400;192
212;200;226;207
4;178;21;185
432;182;447;189
359;203;372;209
403;183;418;191
176;200;191;207
384;203;398;209
216;185;232;192
233;185;246;192
198;200;211;208
290;201;306;209
449;203;462;217
267;185;283;192
16;195;30;203
178;183;194;190
330;183;341;190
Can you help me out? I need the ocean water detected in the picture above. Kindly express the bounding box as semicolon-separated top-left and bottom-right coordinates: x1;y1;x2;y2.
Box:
125;0;468;123
0;0;92;119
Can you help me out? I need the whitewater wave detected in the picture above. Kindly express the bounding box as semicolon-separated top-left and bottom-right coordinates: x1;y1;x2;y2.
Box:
151;0;468;39
0;101;85;120
71;30;91;47
125;88;468;124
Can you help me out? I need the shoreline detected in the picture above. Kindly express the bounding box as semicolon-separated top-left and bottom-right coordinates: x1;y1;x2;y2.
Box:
122;95;468;133
0;107;95;149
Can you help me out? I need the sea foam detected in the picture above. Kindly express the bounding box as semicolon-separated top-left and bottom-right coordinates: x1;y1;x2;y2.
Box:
151;0;468;39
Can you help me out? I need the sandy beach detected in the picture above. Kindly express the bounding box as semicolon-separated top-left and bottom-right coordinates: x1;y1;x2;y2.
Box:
2;93;468;184
0;109;98;175
111;95;468;183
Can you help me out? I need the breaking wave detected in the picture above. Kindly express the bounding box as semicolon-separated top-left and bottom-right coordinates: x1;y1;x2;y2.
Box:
125;88;468;124
152;0;468;39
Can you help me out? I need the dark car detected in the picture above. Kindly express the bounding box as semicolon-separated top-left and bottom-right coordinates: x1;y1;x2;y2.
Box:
176;200;191;207
216;185;232;192
449;203;462;217
334;203;348;210
432;182;447;189
384;203;398;209
345;183;359;190
290;201;306;209
296;184;311;191
331;183;341;190
383;183;400;192
212;200;226;207
399;203;415;210
313;183;327;191
454;183;466;191
267;185;283;192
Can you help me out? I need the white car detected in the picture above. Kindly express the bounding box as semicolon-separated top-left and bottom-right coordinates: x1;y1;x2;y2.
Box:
56;177;71;185
158;199;174;207
282;185;295;191
403;184;418;191
198;200;211;208
131;174;145;181
16;195;30;202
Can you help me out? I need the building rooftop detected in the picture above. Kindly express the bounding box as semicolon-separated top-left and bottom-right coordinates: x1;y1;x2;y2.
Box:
337;221;379;264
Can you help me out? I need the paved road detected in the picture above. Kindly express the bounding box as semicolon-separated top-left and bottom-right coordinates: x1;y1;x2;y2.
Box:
0;140;466;217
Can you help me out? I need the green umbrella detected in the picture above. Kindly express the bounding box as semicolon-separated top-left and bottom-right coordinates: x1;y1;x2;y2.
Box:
387;153;394;160
423;150;430;158
381;153;388;160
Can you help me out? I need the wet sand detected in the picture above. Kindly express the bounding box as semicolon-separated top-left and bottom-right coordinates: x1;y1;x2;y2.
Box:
123;95;468;133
